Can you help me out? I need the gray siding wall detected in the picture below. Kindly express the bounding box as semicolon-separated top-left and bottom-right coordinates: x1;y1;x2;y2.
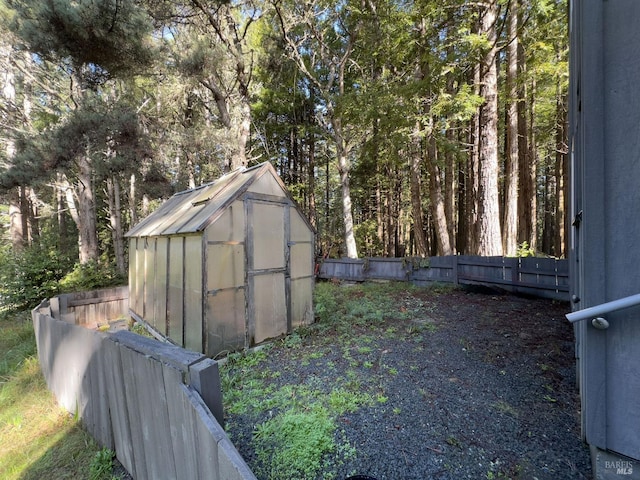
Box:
570;0;640;465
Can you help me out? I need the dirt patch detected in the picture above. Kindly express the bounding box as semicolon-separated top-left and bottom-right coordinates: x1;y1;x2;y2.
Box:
223;284;591;480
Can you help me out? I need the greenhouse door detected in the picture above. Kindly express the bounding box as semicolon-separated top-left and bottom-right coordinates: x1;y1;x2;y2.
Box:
246;197;290;345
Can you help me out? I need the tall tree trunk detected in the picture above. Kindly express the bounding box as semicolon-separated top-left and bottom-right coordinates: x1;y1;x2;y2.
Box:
334;118;358;258
107;175;126;275
325;151;331;253
27;187;39;242
541;163;554;254
445;128;457;253
233;97;251;170
427;135;453;255
410;123;428;257
385;164;394;256
476;0;503;256
376;168;384;249
527;78;538;252
19;186;30;245
503;1;519;256
457;129;469;254
129;173;138;227
56;173;71;253
2;45;25;251
74;154;99;264
555;92;568;258
517;48;532;249
466;65;482;255
307;129;317;229
9;190;24;251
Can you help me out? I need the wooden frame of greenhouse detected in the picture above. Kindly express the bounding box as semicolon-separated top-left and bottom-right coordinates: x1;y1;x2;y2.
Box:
126;162;315;357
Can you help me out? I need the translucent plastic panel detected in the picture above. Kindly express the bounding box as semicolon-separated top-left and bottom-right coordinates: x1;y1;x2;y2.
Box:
144;194;199;236
126;195;183;237
290;208;313;242
163;203;206;235
143;238;156;326
128;239;139;315
249;173;285;198
290;277;314;328
167;237;184;345
251;202;285;271
207;201;245;243
206;288;245;357
252;273;287;344
154;237;168;335
207;244;244;290
134;239;146;316
184;236;203;353
290;243;313;279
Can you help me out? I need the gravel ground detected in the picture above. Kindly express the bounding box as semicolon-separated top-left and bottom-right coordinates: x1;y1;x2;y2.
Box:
225;285;592;480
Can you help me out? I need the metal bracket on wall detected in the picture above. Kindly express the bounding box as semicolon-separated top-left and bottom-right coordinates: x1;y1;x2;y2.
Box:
566;292;640;329
572;210;583;227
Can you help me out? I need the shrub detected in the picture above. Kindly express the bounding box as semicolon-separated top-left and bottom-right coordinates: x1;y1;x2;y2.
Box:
0;242;126;313
58;261;126;293
0;243;74;312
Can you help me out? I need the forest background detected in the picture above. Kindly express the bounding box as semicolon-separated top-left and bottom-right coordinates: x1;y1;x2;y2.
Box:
0;0;567;311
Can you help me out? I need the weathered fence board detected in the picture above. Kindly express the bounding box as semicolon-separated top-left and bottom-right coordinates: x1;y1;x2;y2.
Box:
32;293;257;480
53;286;129;326
104;337;135;476
319;255;569;301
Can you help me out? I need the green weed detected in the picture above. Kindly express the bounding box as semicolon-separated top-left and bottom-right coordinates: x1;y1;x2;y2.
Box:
89;448;115;480
492;400;518;417
254;405;335;480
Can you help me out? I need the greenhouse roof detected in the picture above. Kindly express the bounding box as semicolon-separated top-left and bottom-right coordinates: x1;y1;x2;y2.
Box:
126;162;284;238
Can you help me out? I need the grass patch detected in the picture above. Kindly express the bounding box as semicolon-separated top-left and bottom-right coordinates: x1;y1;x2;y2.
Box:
0;311;109;480
312;281;422;339
221;281;444;479
253;405;336;480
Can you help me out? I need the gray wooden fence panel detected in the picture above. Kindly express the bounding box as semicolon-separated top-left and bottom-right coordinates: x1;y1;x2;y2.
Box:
363;258;411;280
319;258;365;281
320;256;569;300
119;343;149;479
165;375;199;480
103;338;135;476
192;389;224;478
140;357;178;479
219;437;260;480
410;256;454;284
82;329;113;449
31;297;257;480
54;286;129;326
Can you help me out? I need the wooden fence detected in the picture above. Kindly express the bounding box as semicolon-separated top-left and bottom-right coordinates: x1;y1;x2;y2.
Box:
318;255;569;301
32;288;256;480
49;285;130;326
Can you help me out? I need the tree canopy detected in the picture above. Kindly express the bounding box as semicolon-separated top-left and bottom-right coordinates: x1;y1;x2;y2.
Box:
0;0;568;305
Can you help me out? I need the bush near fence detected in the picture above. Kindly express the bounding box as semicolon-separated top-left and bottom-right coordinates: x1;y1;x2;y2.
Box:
31;288;256;480
318;255;569;301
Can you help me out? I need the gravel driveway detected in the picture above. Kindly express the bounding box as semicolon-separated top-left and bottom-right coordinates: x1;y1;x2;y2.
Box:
223;284;592;480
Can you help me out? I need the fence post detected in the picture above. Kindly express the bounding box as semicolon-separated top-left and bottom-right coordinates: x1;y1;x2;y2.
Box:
452;255;459;285
189;359;225;427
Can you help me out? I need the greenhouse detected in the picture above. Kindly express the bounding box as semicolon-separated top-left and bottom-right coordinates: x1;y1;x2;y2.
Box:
126;162;315;357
